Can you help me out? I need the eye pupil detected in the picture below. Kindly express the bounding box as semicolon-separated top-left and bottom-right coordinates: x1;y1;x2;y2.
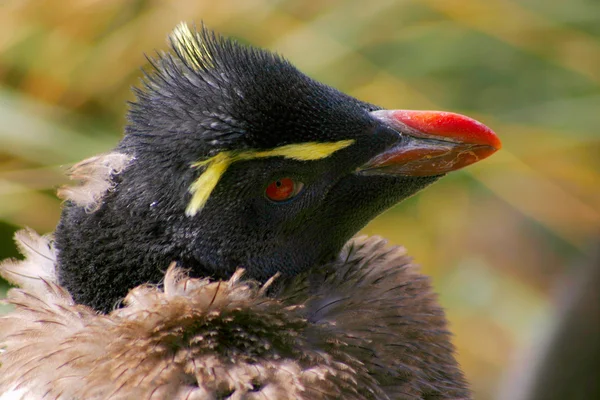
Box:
265;178;303;202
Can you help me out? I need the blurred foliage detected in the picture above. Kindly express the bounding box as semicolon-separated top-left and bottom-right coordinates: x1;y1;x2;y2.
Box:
0;0;598;398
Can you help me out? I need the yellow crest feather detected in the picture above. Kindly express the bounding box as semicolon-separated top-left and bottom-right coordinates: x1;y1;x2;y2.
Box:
170;22;214;70
186;140;355;216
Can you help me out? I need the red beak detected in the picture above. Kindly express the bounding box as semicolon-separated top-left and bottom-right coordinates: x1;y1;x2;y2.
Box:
364;110;501;176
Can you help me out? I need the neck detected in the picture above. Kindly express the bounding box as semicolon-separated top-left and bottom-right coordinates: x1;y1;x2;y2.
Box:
2;232;470;398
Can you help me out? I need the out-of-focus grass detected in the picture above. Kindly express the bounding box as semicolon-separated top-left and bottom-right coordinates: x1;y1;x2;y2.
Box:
1;1;598;398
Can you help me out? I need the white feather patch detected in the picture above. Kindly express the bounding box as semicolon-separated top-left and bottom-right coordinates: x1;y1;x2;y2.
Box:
57;152;133;213
0;228;58;298
0;388;29;400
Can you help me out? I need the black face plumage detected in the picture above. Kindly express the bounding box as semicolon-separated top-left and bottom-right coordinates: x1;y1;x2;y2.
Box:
55;25;439;312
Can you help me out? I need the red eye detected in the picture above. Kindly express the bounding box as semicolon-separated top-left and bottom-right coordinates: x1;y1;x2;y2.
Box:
265;178;303;202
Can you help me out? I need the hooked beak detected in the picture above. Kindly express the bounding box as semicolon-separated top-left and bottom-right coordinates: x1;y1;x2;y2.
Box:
362;110;501;176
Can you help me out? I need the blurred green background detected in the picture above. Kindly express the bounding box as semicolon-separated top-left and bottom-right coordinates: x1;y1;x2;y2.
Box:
0;0;598;398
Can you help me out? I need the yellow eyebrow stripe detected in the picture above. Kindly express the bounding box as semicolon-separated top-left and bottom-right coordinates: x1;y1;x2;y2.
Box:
186;152;232;216
185;139;355;216
249;140;355;161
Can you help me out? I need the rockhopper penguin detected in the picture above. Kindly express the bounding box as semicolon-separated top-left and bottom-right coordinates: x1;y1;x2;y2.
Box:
0;23;501;399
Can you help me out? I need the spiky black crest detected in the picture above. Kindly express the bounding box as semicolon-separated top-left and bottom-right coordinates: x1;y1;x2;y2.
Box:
126;23;374;158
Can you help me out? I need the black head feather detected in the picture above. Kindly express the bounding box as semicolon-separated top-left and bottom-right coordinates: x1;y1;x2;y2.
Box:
55;24;438;312
126;24;377;154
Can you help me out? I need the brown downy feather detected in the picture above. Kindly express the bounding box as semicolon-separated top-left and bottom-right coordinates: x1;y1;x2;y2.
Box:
0;230;469;399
